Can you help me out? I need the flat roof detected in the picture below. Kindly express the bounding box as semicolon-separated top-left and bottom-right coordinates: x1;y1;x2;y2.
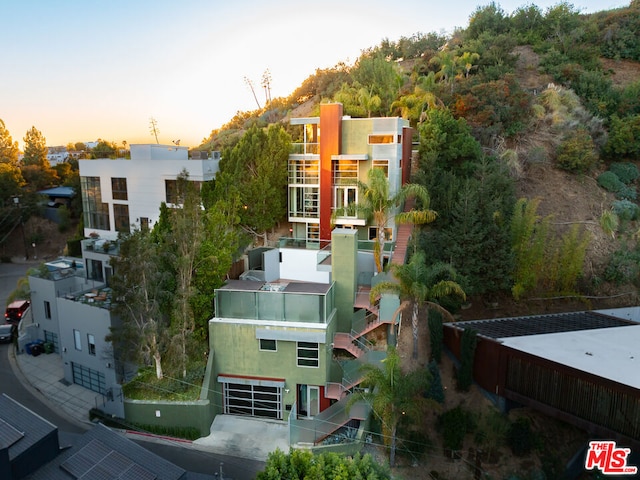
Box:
449;311;640;390
219;279;331;294
501;325;640;389
451;311;632;339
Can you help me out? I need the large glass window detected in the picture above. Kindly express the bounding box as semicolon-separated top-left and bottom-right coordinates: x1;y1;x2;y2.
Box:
368;134;399;144
297;342;319;368
373;160;389;177
289;186;319;219
288;158;319;184
44;301;51;319
113;204;130;233
87;334;96;356
332;159;358;185
111;177;128;200
165;180;178;204
81;176;110;230
74;329;82;351
223;382;282;419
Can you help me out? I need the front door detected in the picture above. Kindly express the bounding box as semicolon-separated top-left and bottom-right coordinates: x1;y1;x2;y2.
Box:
298;385;320;418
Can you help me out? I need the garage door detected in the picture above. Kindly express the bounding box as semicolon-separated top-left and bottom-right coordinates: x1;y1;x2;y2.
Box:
223;383;283;419
71;362;106;394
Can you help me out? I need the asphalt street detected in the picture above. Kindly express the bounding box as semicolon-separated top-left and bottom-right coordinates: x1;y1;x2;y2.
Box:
0;260;265;479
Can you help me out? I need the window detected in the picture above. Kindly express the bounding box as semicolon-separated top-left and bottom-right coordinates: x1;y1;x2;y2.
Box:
87;334;96;355
306;224;320;243
289;186;319;219
73;329;82;351
113;204;130;233
111;177;128;200
259;339;277;351
368;134;399;144
369;227;393;241
81;176;110;230
140;217;150;231
165;180;178;204
373;160;389;177
297;342;319;367
332;159;358;185
44;301;51;319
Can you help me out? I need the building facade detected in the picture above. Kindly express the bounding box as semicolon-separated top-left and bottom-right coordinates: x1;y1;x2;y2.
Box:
79;144;220;240
288;103;413;246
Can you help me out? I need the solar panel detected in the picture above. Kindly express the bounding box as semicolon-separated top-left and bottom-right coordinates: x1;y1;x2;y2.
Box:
0;418;24;449
61;439;156;480
455;311;633;339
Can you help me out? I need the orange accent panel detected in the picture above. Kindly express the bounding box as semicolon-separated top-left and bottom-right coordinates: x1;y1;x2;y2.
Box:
319;103;343;242
319;385;332;412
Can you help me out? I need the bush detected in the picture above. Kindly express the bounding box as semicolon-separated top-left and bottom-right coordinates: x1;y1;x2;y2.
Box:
555;128;598;173
597;171;625;193
428;311;443;363
609;162;639;184
612;199;640;221
617;184;637;201
604;247;640;285
438;405;476;451
507;417;534;456
424;360;445;404
457;328;478;391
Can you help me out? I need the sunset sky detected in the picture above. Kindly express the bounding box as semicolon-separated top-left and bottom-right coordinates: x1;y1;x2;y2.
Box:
1;0;627;149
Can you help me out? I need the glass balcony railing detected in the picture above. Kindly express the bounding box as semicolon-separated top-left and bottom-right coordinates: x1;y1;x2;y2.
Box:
215;284;334;323
290;143;319;155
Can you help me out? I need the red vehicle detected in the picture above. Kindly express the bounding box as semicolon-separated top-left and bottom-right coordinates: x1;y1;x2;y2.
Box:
5;300;30;324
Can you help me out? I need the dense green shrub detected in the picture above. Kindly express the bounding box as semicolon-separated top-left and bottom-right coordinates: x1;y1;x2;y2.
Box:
604;247;640;285
424;360;445;404
609;162;640;184
507;417;534;456
428;311;443;363
457;328;478;391
555;128;598;173
438;405;476;451
612;199;640;221
597;171;626;193
616;184;637;201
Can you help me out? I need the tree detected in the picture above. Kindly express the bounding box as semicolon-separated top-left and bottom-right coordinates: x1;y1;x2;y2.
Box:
108;229;172;379
335;168;436;273
91;140;118;159
214;124;289;244
22;126;48;167
0;162;25;206
348;346;432;468
350;51;403;115
166;171;205;379
257;449;390;479
418;108;483;176
0;119;20;166
370;251;465;359
21;126;57;191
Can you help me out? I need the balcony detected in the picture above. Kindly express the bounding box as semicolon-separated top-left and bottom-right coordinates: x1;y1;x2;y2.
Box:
215;280;335;324
290;143;319;155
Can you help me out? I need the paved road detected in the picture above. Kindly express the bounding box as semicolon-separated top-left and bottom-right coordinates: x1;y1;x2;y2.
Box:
1;261;264;479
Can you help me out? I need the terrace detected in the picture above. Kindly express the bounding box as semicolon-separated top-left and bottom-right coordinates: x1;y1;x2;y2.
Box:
214;280;335;324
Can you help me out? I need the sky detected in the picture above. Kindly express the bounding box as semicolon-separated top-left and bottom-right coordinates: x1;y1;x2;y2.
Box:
1;0;629;150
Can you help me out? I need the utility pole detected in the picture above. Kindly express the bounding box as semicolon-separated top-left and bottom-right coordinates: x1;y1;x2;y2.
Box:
13;197;28;260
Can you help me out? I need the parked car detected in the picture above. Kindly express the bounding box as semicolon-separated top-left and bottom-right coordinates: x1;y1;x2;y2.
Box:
0;323;17;343
5;300;30;324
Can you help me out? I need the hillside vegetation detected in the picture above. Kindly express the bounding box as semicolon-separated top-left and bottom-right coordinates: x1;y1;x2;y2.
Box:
202;1;640;317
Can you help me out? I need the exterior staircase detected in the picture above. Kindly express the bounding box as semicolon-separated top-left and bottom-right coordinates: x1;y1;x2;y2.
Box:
333;332;368;358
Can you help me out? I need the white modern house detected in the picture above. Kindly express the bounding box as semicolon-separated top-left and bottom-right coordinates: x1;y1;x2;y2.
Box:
79;144;220;240
24;144;220;419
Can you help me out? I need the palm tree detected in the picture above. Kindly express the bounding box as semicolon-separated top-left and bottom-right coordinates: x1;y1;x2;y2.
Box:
370;251;465;360
348;346;431;468
334;168;437;273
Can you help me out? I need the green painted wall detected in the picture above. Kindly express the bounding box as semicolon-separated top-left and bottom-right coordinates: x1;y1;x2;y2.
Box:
331;228;358;332
123;399;212;437
209;313;338;418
